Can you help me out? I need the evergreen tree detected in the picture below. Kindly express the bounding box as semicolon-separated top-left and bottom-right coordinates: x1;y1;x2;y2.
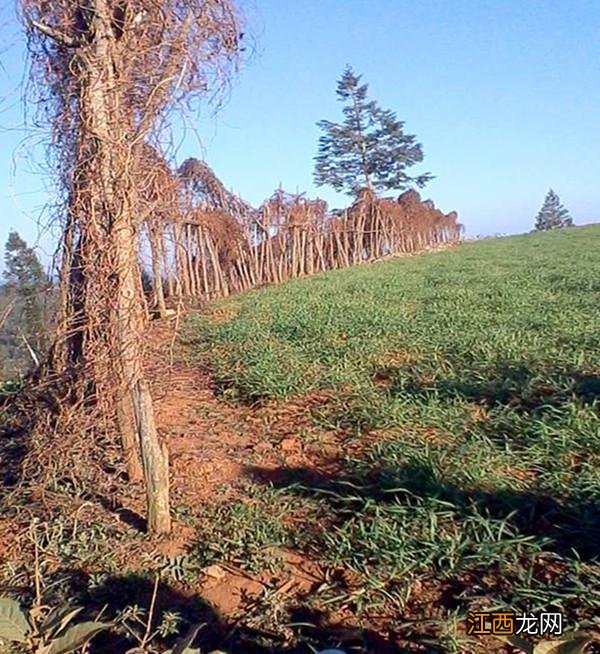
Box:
3;231;48;358
314;66;432;196
534;190;574;231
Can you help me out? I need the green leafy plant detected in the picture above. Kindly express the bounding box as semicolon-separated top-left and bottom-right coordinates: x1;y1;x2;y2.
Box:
158;556;200;585
162;623;204;653
0;597;110;653
0;379;20;394
118;602;182;646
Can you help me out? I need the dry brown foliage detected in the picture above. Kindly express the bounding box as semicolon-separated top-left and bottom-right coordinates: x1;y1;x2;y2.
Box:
147;178;462;303
12;0;244;534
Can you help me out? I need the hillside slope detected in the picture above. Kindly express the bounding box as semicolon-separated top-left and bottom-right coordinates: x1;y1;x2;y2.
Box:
176;224;600;651
4;227;599;654
190;224;600;402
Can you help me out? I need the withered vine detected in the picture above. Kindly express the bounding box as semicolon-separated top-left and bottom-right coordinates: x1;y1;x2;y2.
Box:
18;0;243;534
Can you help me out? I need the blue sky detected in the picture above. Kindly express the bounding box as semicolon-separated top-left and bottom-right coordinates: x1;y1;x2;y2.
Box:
1;0;599;268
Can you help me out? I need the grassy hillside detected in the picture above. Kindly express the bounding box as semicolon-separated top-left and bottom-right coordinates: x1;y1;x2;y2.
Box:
186;225;600;649
191;226;600;402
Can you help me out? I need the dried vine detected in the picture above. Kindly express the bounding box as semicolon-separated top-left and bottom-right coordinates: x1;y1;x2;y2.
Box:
16;0;243;534
144;172;462;304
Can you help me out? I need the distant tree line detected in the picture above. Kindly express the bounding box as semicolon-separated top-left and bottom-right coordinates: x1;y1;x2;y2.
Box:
1;232;52;380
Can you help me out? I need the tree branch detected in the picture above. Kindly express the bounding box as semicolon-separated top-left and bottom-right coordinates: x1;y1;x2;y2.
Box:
18;326;40;368
31;20;80;47
0;297;16;331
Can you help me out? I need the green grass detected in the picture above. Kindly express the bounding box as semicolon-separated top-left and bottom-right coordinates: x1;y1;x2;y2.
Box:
193;484;304;574
186;225;600;646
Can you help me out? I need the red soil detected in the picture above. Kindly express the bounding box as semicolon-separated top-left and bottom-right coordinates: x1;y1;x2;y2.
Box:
144;319;344;619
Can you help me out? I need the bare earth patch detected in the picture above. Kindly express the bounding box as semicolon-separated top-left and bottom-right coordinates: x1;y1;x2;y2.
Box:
139;320;516;653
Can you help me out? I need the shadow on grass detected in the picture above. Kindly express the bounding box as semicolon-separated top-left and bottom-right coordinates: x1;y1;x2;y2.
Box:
246;462;600;562
386;361;600;413
51;571;410;654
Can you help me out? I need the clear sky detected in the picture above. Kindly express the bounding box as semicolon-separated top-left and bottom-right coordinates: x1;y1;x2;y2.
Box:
1;0;599;268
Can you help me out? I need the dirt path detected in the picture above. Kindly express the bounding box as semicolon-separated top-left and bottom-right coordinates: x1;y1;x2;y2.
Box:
142;320;486;652
145;318;347;508
145;320;251;507
143;319;342;620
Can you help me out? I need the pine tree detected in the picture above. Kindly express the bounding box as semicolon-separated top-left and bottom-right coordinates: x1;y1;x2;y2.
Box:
314;66;432;196
534;190;574;231
3;231;48;359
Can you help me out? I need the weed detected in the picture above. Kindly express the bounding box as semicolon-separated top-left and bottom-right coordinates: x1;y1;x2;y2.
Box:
193;486;302;574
